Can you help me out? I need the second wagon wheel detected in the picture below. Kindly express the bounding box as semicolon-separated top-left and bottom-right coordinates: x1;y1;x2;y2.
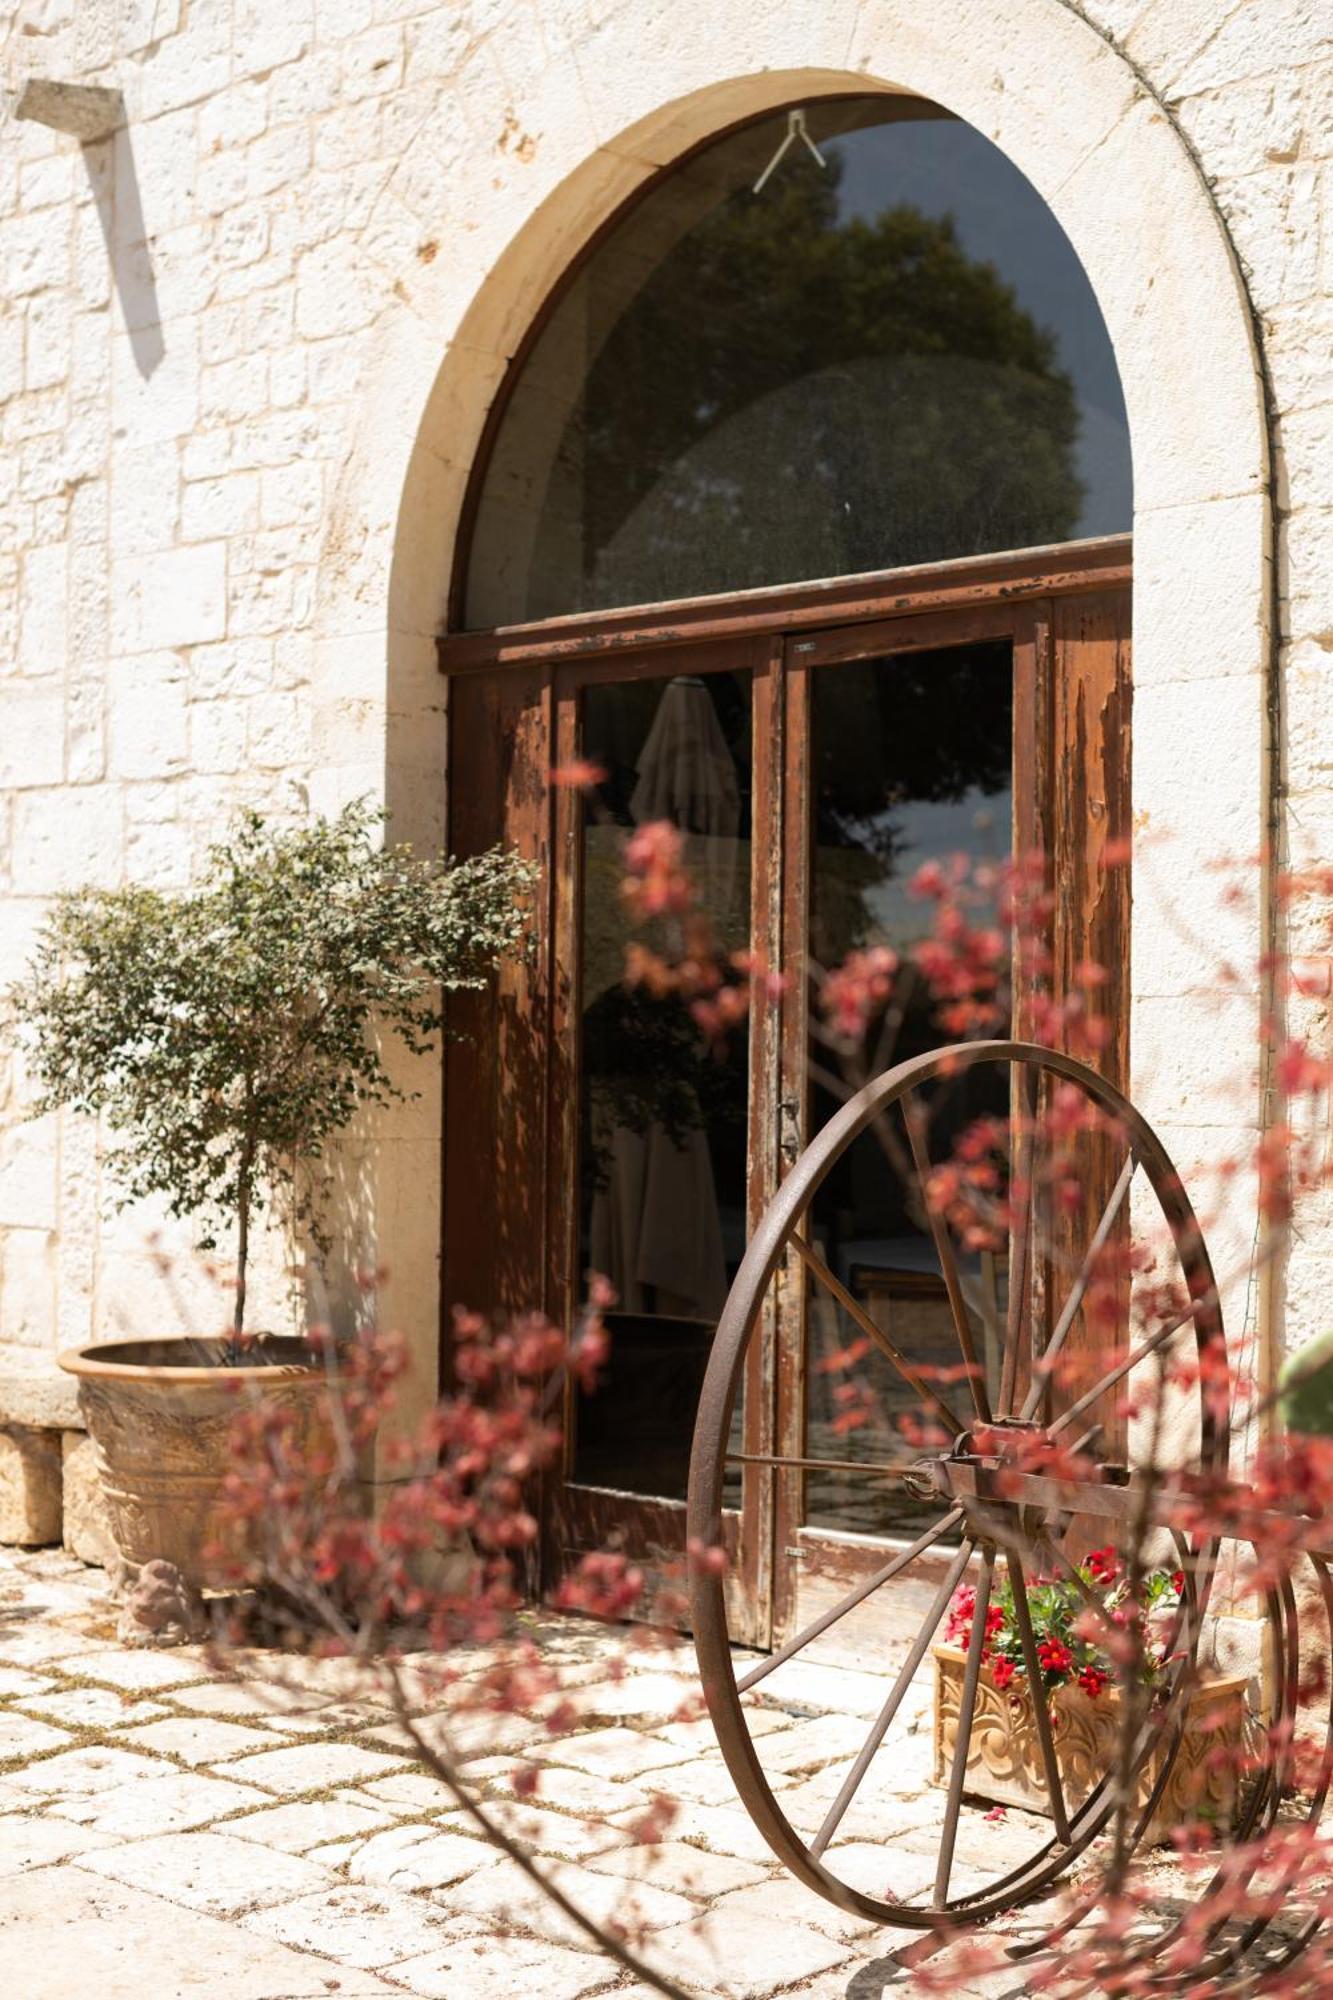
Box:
687;1040;1229;1929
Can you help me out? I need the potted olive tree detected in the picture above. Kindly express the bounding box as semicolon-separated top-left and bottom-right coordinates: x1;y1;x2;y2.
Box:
6;802;532;1587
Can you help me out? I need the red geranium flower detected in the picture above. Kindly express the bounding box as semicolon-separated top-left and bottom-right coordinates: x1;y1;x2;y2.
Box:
1037;1638;1073;1676
1078;1665;1108;1698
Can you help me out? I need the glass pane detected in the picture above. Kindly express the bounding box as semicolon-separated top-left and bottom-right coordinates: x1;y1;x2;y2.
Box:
575;672;751;1502
803;644;1013;1537
464;98;1130;627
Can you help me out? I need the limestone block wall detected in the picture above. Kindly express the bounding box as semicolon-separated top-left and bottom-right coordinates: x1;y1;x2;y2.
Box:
0;0;1326;1488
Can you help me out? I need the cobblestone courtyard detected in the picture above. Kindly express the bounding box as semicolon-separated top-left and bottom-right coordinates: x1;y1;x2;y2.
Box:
0;1546;1063;2000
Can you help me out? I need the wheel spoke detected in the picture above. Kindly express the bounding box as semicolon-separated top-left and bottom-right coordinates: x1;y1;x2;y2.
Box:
735;1509;964;1695
811;1538;975;1858
790;1230;967;1438
904;1092;992;1423
1019;1151;1137;1424
1047;1281;1220;1440
998;1064;1037;1419
1005;1548;1072;1844
934;1543;996;1907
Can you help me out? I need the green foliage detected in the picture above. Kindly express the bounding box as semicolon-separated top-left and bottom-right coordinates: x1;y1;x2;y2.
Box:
564;143;1084;606
7;803;533;1336
946;1548;1186;1702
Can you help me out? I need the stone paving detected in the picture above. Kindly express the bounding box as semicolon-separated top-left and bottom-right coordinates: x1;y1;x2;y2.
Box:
0;1546;1063;2000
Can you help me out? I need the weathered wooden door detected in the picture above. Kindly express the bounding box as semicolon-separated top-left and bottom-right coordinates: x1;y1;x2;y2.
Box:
440;552;1131;1651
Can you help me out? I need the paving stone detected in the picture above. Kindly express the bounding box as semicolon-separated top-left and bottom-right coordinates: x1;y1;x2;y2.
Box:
50;1770;271;1835
608;1800;779;1866
357;1769;459;1812
584;1838;769;1899
386;1932;613;1998
526;1726;703;1780
3;1744;166;1796
17;1687;169;1730
252;1697;395;1736
473;1759;654;1818
118;1715;283;1765
243;1881;459;1969
631;1753;794;1808
220;1740;413;1794
0;1668;53;1698
749;1661;888;1720
168;1680;309;1721
0;1711;73;1759
752;1712;882;1776
74;1649;212;1691
633;1907;851;1998
778;1762;936;1833
564;1671;706;1726
343;1822;492;1890
436;1798;630;1861
307;1836;362;1868
492;1760;652;1824
363;1708;547;1762
77;1830;334;1916
651;1708;792;1754
890;1803;1052;1875
0;1623;102;1667
225;1797;400;1854
0;1863;406;1998
705;1874;883;1944
0;1815;117;1875
825;1839;991;1909
441;1854;700;1948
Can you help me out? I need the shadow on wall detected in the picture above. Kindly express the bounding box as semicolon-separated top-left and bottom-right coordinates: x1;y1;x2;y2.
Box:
89;125;164;379
309;1121;381;1347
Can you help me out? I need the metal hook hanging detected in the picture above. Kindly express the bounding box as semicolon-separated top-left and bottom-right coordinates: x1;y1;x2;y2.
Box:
752;108;828;195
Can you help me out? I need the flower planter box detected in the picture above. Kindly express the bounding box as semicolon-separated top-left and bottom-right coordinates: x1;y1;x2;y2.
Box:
932;1644;1249;1845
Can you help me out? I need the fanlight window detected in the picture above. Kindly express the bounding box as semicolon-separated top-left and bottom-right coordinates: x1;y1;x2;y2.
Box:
461;94;1131;629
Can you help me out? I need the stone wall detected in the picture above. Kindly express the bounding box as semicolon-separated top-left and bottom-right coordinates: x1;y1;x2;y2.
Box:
0;0;1327;1532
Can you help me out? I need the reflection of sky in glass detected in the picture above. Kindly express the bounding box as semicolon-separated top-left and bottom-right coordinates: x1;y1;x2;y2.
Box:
831;116;1131;538
846;789;1013;948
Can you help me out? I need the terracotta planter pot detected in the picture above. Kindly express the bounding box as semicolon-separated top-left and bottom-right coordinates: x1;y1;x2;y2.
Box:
932;1643;1250;1844
58;1338;331;1590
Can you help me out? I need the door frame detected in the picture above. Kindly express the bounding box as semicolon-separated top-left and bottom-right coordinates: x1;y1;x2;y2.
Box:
438;535;1132;1647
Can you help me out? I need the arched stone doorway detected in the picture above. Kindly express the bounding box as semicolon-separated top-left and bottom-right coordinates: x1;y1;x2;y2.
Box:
312;3;1270;1578
438;89;1138;1644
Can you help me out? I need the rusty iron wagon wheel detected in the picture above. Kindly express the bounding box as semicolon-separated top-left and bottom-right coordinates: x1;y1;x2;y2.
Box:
687;1040;1230;1931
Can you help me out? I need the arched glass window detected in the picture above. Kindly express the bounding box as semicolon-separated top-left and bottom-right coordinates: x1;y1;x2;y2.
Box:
460;94;1131;629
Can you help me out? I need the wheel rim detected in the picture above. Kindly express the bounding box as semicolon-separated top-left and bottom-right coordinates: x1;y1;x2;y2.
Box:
688;1040;1229;1929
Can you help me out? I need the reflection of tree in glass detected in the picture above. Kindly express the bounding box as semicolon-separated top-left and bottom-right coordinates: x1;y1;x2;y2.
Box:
814;646;1013;876
569;151;1083;606
579;985;747;1204
808;640;1008;968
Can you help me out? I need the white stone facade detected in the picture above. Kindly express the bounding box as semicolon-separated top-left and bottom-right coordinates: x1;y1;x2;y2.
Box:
0;0;1327;1461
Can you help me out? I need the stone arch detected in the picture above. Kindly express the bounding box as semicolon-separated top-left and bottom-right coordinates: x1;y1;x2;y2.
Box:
314;0;1272;1410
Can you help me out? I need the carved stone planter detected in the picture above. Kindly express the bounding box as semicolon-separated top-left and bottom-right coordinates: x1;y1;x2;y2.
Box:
59;1339;331;1591
932;1644;1249;1844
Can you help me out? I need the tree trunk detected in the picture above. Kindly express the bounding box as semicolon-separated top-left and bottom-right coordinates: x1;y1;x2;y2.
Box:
234;1119;255;1345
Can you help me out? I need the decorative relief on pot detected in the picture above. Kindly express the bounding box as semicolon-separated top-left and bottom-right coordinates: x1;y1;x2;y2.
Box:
932;1644;1249;1845
70;1356;332;1590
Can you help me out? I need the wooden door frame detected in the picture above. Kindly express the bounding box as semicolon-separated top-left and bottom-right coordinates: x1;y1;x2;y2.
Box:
769;599;1049;1655
545;634;770;1642
438;536;1131;1642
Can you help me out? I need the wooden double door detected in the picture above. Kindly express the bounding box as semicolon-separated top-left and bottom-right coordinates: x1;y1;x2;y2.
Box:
440;540;1131;1656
